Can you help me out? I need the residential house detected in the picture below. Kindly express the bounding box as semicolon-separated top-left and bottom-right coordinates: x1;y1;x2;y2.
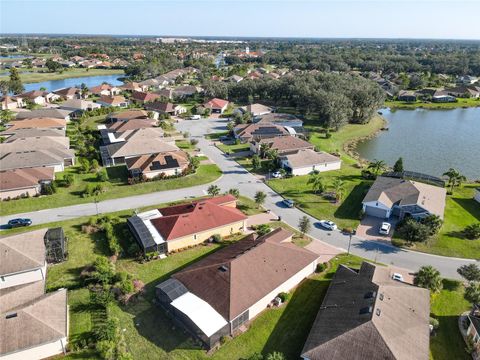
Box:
119;82;144;92
18;90;47;106
1;135;70;153
457;75;478;85
54;87;80;100
362;176;447;219
99;128;176;166
131;91;160;104
106;109;151;123
255;113;304;127
172;85;202;98
235;103;272;117
128;195;248;255
0;230;68;360
234;123;290;143
0;128;66;142
445;85;480;98
397;90;418;102
96;95;129;108
155;227;318;349
0;148;75;172
204;98;229;114
155;88;173;99
280;149;341;176
0;167;55;200
89;83;121;96
6;118;67;131
250;136;314;155
100;118;157;133
145;101;187;116
0;96;24;110
301;262;430;360
125;150;189;179
139;78;162;90
59;99;101;115
16;108;72;122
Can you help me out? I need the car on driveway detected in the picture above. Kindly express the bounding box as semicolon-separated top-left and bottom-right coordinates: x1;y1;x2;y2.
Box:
379;222;391;235
317;220;338;231
282;199;295;208
392;273;404;282
272;171;282;178
7;218;32;228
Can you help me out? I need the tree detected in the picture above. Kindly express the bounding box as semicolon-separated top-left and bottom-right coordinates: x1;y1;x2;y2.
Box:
307;172;326;194
367;159;387;177
254;191;266;208
442;168;466;194
464;223;480;240
331;178;345;203
393;157;404;172
259;143;270;159
266;352;286;360
420;214;443;236
396;218;430;243
188;155;200;170
45;58;62;72
414;265;443;293
0;80;10;111
465;282;480;305
256;224;271;236
457;264;480;282
207;185;220;196
8;67;24;94
228;188;240;198
298;216;311;236
251;154;261;170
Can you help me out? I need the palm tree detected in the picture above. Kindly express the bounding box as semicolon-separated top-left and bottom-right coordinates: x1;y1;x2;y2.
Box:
442;168;466;194
307;172;325;194
259;143;270;159
228;188;240;198
414;265;443;293
367;159;387;177
254;191;266;208
188;155;200;170
207;185;220;197
331;178;345;203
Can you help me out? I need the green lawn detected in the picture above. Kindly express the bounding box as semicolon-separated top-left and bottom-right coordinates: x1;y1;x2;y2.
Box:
394;184;480;259
216;141;251;154
385;98;480;110
1;164;222;216
0;68;124;83
175;139;196;151
430;279;471;360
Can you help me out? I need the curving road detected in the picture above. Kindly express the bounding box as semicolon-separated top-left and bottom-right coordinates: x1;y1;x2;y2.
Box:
1;118;476;279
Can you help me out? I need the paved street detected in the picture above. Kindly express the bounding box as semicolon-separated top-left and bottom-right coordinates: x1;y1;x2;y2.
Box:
1;118;476;279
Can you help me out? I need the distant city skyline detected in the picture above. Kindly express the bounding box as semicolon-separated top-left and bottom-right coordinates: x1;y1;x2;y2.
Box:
1;0;479;40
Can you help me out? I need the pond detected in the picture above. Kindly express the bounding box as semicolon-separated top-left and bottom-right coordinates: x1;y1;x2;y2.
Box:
23;74;124;92
356;108;480;180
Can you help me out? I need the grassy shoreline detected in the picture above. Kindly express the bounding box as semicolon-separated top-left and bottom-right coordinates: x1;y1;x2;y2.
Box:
385;98;480;110
0;68;124;84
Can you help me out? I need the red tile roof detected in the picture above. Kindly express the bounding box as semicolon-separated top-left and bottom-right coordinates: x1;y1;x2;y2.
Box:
131;91;160;103
151;195;246;240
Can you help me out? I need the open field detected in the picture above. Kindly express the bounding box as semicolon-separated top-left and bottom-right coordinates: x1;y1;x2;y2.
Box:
385;98;480;110
393;184;480;259
0;68;124;83
1;164;222;216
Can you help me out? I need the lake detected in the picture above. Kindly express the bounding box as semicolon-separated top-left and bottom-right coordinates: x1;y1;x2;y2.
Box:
356;108;480;180
23;74;124;92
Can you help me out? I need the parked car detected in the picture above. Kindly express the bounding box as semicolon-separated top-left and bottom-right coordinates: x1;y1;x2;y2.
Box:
272;171;282;178
317;220;338;231
379;222;391;235
189;115;201;120
282;199;295;208
219;135;231;141
7;218;32;228
392;273;404;282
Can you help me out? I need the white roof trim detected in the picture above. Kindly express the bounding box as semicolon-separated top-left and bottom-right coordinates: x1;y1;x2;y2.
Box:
137;210;165;245
171;292;228;337
284;126;297;135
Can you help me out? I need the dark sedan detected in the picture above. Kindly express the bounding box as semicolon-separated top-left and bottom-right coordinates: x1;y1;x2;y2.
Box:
7;218;32;228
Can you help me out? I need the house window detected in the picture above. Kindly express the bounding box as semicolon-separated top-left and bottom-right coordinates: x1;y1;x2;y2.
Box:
232;310;249;331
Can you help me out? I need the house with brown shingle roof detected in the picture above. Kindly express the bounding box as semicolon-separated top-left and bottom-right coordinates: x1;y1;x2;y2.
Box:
145;101;187;116
6;118;67;131
204;98;229;114
89;83;121;96
280;149;341;176
96;95;129;108
362;176;447;219
0;229;68;360
0;167;54;200
251;136;314;155
106;109;151;123
155;227;318;349
17;90;48;106
53;87;79;100
131;91;160;104
301;262;430;360
127;195;247;255
125;150;189;179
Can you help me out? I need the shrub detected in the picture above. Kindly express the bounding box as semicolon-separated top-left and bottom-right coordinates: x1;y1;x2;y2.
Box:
256;224;271;236
211;234;222;243
97;168;109;182
464;223;480;240
277;292;290;303
316;262;327;273
96;340;116;360
63;173;75;187
91;257;116;285
190;138;199;146
396;218;430;243
94;317;119;342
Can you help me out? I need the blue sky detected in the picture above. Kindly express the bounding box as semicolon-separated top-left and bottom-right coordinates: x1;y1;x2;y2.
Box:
1;0;479;39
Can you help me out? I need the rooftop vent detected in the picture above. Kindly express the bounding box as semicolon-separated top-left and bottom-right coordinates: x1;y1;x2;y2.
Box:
6;313;17;319
379;293;384;301
364;291;377;299
376;308;381;316
218;265;228;272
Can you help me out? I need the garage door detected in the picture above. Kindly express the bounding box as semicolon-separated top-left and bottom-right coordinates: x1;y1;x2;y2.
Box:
365;205;388;219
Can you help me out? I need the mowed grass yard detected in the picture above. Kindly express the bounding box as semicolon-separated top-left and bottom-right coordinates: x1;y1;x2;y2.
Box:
268;116;385;229
0;68;124;83
1;164;222;216
385;97;480;110
394;184;480;259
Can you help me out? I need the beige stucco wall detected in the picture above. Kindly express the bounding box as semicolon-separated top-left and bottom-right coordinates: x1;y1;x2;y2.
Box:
0;186;40;200
143;166;187;179
167;220;246;252
1;337;67;360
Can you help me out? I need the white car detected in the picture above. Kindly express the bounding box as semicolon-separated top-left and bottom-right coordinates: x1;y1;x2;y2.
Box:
272;171;282;178
379;222;391;235
392;273;404;282
317;220;338;231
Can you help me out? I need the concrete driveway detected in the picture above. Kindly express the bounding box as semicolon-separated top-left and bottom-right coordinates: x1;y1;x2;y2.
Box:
356;216;397;243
